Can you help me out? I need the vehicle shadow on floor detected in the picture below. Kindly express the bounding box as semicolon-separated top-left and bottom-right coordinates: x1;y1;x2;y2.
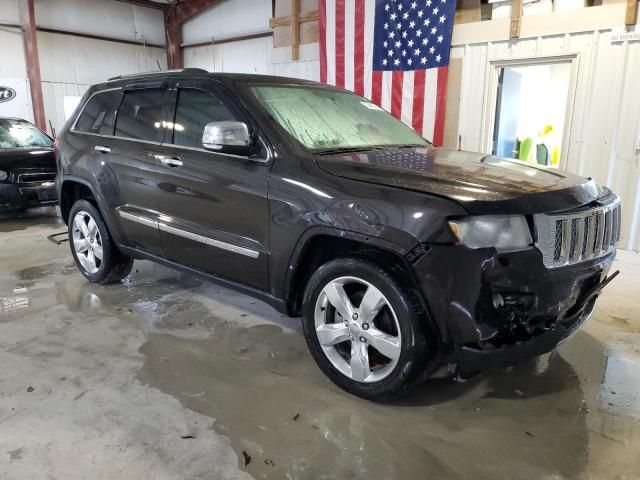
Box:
0;207;61;233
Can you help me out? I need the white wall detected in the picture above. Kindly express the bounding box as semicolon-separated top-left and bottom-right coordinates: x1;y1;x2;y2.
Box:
35;0;166;46
0;0;167;134
452;25;640;251
182;0;320;80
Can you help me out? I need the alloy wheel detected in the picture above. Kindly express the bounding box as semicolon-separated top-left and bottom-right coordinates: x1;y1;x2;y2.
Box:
72;211;103;275
313;276;402;383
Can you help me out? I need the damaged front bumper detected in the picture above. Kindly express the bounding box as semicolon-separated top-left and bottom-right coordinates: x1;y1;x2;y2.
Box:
412;244;616;376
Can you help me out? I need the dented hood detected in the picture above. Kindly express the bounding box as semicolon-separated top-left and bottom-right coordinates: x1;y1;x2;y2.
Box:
315;146;602;214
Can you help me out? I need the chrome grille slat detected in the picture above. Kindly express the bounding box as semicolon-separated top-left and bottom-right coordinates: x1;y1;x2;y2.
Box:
534;197;621;269
16;172;56;184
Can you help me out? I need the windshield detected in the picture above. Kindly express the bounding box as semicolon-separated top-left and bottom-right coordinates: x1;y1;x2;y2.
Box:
0;119;53;150
249;85;429;151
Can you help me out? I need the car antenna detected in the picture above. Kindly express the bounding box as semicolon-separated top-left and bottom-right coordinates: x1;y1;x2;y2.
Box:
156;59;162;71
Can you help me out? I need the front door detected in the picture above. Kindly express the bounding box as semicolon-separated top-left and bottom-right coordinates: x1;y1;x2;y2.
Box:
155;79;271;290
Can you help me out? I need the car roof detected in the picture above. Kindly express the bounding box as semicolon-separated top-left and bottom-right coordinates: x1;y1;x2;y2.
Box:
92;68;331;92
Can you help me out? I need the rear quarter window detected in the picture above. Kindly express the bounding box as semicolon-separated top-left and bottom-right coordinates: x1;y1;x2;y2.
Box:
75;90;121;135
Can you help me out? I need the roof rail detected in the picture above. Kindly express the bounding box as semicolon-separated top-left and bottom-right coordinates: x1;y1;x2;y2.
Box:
107;67;208;82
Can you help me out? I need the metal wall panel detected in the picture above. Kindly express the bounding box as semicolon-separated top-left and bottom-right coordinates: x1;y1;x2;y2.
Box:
453;31;640;251
182;0;272;45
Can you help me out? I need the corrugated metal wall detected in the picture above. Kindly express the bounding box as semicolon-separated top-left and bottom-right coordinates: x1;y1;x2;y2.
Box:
452;31;640;251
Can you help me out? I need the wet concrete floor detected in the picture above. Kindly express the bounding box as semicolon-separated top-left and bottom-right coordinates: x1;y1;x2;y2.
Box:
1;208;639;479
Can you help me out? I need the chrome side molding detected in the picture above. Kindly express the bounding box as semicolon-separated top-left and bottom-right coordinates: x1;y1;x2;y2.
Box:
117;210;259;259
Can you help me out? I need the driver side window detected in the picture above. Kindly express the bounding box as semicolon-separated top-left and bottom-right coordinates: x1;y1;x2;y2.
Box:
172;89;237;148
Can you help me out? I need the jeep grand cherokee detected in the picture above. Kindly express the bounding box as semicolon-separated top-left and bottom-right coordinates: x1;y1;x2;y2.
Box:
55;69;620;400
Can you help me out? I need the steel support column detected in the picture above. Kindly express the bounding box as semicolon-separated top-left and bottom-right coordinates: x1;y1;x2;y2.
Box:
164;0;221;69
165;9;182;69
19;0;46;131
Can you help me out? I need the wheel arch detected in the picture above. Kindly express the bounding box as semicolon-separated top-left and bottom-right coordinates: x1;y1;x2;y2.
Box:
284;228;425;316
59;176;99;224
59;176;126;247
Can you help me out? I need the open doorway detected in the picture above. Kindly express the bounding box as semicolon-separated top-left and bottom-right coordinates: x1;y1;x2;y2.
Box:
492;61;572;168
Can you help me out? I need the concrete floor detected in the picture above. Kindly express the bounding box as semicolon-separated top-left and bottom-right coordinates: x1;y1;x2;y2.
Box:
1;208;639;480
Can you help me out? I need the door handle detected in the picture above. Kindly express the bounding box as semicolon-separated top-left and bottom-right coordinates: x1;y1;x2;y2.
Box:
94;145;111;153
159;156;183;168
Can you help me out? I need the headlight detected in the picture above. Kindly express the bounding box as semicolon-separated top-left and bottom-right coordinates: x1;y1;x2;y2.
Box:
0;170;7;181
449;215;532;252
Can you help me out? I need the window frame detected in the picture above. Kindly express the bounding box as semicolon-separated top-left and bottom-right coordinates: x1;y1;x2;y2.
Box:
164;78;271;162
71;87;123;136
170;85;239;149
113;84;170;144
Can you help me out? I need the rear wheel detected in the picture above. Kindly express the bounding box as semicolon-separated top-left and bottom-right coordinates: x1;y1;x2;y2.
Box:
68;200;133;284
302;257;432;401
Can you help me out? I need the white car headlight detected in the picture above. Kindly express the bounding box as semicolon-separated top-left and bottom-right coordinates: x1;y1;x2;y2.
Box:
449;215;533;252
0;170;7;181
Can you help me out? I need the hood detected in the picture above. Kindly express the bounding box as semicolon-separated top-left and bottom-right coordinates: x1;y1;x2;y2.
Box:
0;147;56;173
316;147;603;214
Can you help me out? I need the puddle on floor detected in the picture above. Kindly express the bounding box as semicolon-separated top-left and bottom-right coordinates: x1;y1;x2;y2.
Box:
137;316;640;480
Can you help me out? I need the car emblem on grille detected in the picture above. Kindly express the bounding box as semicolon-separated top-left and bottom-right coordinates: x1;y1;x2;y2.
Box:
0;86;16;103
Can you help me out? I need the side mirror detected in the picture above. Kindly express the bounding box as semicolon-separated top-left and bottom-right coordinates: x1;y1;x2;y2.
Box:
202;121;251;156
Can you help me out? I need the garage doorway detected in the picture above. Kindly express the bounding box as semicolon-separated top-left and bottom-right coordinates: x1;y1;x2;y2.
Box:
486;57;578;170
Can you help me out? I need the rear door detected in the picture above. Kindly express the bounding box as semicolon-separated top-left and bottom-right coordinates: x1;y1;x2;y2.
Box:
155;78;271;290
106;82;171;255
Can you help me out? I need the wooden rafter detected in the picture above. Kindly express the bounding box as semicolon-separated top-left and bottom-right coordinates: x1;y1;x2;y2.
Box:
510;0;522;38
625;0;638;25
269;0;319;60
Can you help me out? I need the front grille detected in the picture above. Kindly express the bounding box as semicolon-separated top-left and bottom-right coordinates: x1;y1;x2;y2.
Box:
16;172;56;185
534;197;621;268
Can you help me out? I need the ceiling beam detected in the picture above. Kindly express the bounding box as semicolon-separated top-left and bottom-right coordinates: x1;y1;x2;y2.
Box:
170;0;221;25
113;0;169;10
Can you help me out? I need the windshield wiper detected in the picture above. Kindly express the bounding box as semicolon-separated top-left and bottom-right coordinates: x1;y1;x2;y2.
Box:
390;143;430;149
313;145;391;155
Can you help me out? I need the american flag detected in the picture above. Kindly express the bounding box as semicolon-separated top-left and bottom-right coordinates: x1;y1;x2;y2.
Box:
319;0;457;145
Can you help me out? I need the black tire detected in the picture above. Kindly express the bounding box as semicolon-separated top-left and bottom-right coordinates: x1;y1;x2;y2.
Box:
302;257;434;401
68;199;133;284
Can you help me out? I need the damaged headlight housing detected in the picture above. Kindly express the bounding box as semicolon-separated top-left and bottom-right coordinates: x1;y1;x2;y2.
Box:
448;215;533;252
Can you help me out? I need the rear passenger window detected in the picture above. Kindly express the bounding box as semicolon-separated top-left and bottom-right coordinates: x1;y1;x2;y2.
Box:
114;89;165;142
75;90;121;135
172;89;237;148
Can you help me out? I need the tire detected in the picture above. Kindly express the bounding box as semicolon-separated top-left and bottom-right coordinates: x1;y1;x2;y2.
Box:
68;199;133;284
302;257;433;401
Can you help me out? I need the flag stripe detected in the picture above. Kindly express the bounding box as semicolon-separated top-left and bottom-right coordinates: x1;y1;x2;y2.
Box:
319;0;327;84
400;71;414;126
381;70;392;112
354;0;365;97
433;66;449;146
422;68;438;141
325;0;336;86
363;0;375;100
335;0;345;88
412;69;426;134
391;71;403;119
344;0;355;91
371;70;383;106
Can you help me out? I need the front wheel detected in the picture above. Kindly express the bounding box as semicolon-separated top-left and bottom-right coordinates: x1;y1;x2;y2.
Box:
302;257;433;401
68;200;133;284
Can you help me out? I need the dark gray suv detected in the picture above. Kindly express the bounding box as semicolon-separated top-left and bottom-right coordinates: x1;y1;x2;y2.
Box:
56;69;620;400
